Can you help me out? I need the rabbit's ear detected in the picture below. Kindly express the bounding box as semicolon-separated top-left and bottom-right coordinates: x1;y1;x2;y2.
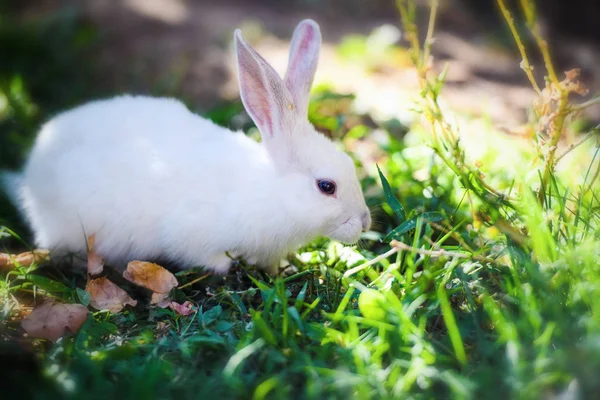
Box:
234;29;295;141
284;19;321;116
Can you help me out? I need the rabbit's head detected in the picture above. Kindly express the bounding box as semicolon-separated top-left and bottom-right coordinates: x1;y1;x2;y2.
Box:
235;20;370;244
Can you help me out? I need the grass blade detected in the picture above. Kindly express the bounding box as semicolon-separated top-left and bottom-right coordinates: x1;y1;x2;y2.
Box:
377;164;406;222
437;284;467;365
384;212;444;241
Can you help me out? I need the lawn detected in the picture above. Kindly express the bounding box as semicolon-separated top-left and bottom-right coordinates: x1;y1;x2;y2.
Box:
1;1;600;399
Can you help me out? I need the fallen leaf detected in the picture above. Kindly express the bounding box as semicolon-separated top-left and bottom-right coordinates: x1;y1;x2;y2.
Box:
151;292;171;307
87;234;104;276
21;302;89;342
168;301;195;316
123;261;178;294
86;277;137;313
0;249;50;271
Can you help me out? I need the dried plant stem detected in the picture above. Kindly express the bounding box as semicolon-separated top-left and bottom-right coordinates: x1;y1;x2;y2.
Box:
555;124;599;163
396;0;420;67
572;95;600;111
530;32;558;85
539;94;570;202
499;0;571;202
343;247;399;278
343;237;506;278
422;0;438;68
496;0;541;94
396;0;515;213
518;0;558;85
391;240;470;258
178;273;212;289
391;240;505;266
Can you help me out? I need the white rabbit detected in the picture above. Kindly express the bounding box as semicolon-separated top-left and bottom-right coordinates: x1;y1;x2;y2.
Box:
1;19;371;274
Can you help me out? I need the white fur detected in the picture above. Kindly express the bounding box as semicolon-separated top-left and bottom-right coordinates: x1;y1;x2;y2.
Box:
8;20;370;274
1;170;24;210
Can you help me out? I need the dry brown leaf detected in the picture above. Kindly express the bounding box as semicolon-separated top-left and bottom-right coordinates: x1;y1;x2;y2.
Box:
87;234;104;276
86;277;137;313
21;302;89;342
151;292;171;307
123;261;178;294
561;68;589;96
0;249;50;271
168;301;195;316
564;68;579;82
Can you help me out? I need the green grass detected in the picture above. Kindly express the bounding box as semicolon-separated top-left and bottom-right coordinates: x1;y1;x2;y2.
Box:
2;2;600;399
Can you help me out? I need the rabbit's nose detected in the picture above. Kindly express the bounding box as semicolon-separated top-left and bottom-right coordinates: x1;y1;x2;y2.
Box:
361;211;371;232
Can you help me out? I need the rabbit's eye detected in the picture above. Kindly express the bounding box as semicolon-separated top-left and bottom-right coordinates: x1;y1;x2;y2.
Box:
317;179;336;195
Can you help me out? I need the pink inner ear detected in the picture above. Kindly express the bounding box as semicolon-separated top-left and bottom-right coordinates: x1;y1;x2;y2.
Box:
239;58;274;136
289;26;314;73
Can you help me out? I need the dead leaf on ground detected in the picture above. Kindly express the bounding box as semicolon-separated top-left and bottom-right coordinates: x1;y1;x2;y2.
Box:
87;234;104;276
21;302;89;342
123;261;178;294
168;301;195;316
0;249;50;271
151;292;171;307
86;277;137;313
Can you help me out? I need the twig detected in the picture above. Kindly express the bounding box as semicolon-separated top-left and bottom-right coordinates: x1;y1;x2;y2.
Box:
518;0;559;85
571;95;600;112
499;0;569;203
390;240;505;266
391;240;469;259
396;0;421;67
422;0;438;69
343;247;399;278
178;273;212;289
496;0;541;94
555;124;599;163
539;92;570;203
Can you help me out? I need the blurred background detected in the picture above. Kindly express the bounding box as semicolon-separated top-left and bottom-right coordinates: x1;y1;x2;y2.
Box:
1;0;600;231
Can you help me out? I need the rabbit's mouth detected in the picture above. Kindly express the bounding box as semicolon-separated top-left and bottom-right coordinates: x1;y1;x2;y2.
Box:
327;217;362;244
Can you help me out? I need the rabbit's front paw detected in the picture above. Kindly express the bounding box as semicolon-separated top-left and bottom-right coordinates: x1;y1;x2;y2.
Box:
207;253;234;275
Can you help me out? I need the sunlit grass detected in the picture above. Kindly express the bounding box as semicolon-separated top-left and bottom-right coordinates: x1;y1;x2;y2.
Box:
1;1;600;399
